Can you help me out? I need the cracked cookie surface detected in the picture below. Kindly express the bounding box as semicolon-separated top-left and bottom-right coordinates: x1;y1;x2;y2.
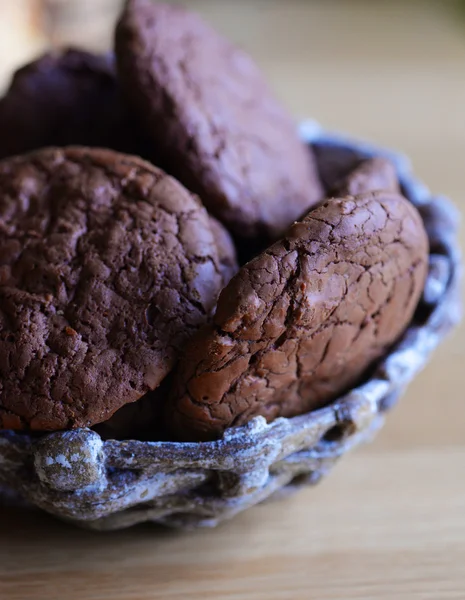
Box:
0;48;144;160
115;0;323;239
0;147;225;430
167;191;429;441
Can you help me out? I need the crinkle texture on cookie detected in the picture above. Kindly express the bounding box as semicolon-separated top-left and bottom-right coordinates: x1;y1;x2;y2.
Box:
167;191;429;441
0;48;144;160
115;0;323;238
0;147;226;430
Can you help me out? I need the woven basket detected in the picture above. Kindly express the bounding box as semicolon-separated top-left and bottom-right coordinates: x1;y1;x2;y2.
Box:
0;123;461;530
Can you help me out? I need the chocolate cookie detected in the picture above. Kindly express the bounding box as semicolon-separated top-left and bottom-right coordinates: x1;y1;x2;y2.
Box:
167;191;429;441
313;145;364;193
115;0;323;239
0;48;144;160
333;157;400;196
0;147;225;431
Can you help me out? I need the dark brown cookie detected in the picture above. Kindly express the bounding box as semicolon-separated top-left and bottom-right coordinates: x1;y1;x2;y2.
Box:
115;0;323;239
0;48;145;160
332;157;400;196
312;145;364;193
166;191;429;441
0;147;225;431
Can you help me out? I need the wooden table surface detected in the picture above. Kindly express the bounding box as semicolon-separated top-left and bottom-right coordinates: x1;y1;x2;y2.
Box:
1;2;464;599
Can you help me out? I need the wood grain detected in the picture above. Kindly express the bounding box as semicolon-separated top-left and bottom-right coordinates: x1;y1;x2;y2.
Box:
1;1;465;599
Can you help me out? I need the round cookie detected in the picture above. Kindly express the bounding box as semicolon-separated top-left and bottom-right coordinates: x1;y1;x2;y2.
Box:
166;191;429;441
0;147;225;431
115;0;323;239
312;145;364;194
332;157;400;196
0;48;145;160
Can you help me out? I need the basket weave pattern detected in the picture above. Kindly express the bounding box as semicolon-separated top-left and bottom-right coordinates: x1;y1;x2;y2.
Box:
0;124;461;530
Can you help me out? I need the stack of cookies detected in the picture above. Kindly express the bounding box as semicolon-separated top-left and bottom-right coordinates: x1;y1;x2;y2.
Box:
0;0;429;442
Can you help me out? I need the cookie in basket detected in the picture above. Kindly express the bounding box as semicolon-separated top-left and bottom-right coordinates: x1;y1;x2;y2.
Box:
331;157;400;196
0;147;235;431
167;176;429;441
115;0;323;239
0;48;145;160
